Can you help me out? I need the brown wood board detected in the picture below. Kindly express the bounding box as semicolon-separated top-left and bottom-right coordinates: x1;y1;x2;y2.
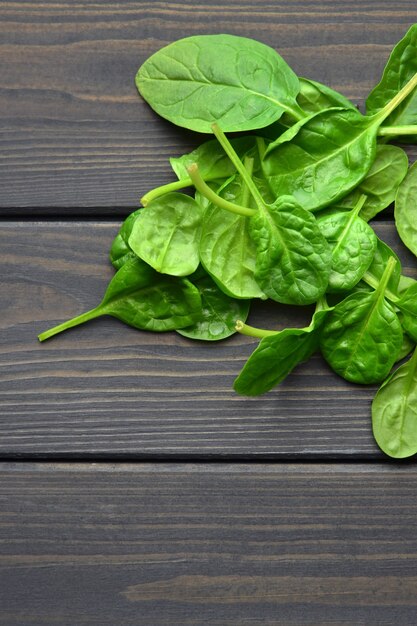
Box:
1;462;417;625
2;1;417;212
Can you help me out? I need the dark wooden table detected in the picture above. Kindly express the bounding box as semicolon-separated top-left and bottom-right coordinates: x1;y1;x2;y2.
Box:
2;2;417;624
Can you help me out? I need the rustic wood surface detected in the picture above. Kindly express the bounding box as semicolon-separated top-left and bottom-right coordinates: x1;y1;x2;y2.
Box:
1;0;417;212
2;2;417;623
1;220;415;459
1;462;417;626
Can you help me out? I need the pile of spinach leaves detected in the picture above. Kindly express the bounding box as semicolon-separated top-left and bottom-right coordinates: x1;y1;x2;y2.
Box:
39;25;417;459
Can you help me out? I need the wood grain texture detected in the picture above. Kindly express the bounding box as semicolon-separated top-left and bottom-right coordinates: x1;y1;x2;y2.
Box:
0;462;417;625
1;219;416;459
2;1;417;211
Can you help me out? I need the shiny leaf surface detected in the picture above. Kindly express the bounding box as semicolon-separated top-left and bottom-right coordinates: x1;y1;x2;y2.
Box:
136;34;302;133
234;309;329;396
128;192;203;276
372;348;417;458
250;196;331;304
262;108;379;212
177;273;250;341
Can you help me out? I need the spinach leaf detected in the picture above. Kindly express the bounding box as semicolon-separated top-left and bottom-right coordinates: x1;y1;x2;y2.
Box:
320;258;403;384
372;347;417;458
262;67;417;213
177;273;250;341
316;196;377;292
141;136;263;206
397;334;416;361
398;312;417;345
398;274;417;295
170;136;259;182
297;77;357;114
234;306;331;396
395;161;417;257
199;173;266;300
395;283;417;342
337;145;408;221
264;78;357;135
262;108;379;211
362;237;402;297
128;192;203;276
250;195;331;304
38;257;202;341
136;34;304;133
200;125;331;306
110;209;141;270
366;24;417;132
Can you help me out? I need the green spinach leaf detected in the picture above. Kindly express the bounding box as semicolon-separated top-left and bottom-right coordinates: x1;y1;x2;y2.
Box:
366;24;417;132
320;258;403;383
136;34;304;133
297;77;357;114
234;306;330;396
395;283;417;342
249;195;331;305
177;273;250;341
110;209;141;270
262;67;417;212
38;257;202;341
362;237;402;298
316;196;377;292
199;174;266;300
128;192;203;276
337;145;408;221
262;108;380;211
170;136;259;182
395;161;417;257
372;347;417;458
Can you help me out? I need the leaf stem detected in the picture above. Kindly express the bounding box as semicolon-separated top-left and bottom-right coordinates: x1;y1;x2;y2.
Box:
256;136;267;160
332;194;368;256
363;256;399;305
140;177;193;206
38;308;100;342
235;319;279;338
211;123;266;211
186;164;256;217
362;270;399;303
375;71;417;124
378;125;417;137
240;157;254;207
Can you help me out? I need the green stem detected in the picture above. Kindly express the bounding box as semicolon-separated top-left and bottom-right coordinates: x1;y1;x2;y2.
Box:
377;256;397;303
364;256;399;306
240;157;254;208
187;164;256;217
315;296;329;312
235;319;279;339
378;125;417;137
332;194;368;256
211;123;266;212
140;177;193;206
256;136;267;160
362;270;399;304
38;308;101;342
374;71;417;125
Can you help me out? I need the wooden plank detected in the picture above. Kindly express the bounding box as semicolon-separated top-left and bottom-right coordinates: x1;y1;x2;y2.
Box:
1;1;417;211
1;220;416;458
1;461;417;625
